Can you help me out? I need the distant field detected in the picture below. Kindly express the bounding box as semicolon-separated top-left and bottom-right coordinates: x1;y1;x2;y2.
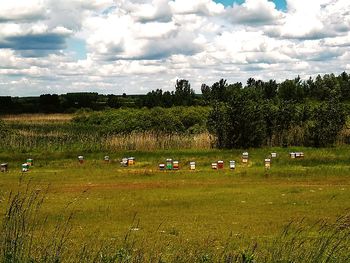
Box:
1;113;74;123
0;148;349;261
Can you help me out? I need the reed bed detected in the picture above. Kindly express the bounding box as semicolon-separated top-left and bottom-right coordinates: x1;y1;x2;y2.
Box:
0;123;213;152
1;114;73;123
104;132;213;151
3;124;350;152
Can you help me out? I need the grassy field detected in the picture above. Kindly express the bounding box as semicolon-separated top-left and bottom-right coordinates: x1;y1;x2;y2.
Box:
0;114;349;261
0;147;349;261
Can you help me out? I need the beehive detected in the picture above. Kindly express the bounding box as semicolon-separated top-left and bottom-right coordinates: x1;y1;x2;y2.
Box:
128;157;135;166
27;158;33;166
265;158;271;169
229;161;235;170
121;158;128;167
166;159;173;170
242;152;249;163
22;163;29;172
1;163;8;172
190;162;196;170
218;160;224;169
78;156;84;164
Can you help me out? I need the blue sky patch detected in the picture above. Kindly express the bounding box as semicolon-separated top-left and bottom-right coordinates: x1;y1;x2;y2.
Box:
66;38;87;60
214;0;287;11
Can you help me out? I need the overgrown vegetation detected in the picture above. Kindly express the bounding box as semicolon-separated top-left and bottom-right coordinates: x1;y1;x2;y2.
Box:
73;106;209;134
207;88;348;148
0;112;213;152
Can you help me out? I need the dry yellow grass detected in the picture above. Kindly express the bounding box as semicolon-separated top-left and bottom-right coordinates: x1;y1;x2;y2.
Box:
1;114;73;123
104;132;214;151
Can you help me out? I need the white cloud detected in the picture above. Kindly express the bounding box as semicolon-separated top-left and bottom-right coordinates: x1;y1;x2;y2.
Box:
226;0;283;25
0;0;350;96
169;0;224;16
0;0;46;22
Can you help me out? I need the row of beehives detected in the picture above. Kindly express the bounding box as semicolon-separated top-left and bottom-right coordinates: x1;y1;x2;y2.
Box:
158;152;269;171
0;152;304;172
158;151;304;171
0;158;34;173
78;155;136;166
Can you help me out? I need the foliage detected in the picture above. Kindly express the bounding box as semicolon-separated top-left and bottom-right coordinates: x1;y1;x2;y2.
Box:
73;106;210;134
310;100;347;147
206;78;347;148
208;90;266;148
139;79;196;108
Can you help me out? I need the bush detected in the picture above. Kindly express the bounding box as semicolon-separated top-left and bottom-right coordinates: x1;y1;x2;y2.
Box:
72;107;210;134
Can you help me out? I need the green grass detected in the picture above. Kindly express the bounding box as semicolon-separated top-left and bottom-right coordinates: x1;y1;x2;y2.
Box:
0;147;349;262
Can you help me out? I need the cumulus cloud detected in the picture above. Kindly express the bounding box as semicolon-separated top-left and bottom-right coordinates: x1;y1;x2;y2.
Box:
270;0;350;40
121;0;173;23
226;0;283;25
85;6;204;61
169;0;225;16
0;0;350;96
0;0;46;23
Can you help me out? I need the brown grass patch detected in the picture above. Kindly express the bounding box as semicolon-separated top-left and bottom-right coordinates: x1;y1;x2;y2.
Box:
1;114;73;123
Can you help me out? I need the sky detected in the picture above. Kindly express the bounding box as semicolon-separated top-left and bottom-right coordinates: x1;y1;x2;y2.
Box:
0;0;350;96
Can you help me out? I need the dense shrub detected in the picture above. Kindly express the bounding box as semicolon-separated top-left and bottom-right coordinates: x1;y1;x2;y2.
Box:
207;88;347;149
310;100;347;147
72;106;210;134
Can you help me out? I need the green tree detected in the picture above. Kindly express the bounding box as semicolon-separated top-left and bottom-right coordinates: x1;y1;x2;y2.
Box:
278;77;304;101
208;89;266;148
207;102;228;148
174;79;195;106
310;100;346;147
262;80;278;100
338;71;350;101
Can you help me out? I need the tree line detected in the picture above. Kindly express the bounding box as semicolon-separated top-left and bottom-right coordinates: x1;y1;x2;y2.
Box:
203;75;349;148
1;72;350;114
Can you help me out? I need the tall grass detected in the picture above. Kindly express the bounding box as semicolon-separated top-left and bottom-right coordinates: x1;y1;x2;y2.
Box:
104;132;213;151
0;122;214;152
263;214;350;262
0;182;74;263
1;183;349;263
1;114;73;124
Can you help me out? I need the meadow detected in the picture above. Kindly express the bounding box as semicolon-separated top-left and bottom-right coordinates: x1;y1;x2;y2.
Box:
0;114;349;262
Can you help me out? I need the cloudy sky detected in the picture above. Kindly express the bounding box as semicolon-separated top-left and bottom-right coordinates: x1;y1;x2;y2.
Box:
0;0;349;96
